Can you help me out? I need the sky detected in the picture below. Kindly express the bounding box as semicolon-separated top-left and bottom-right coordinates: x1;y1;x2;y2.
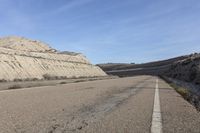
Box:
0;0;200;64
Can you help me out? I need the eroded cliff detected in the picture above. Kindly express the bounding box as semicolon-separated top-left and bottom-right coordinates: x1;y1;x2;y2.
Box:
0;36;106;81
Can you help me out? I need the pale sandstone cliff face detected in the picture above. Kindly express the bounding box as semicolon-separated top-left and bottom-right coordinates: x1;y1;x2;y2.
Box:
0;36;107;81
0;36;56;52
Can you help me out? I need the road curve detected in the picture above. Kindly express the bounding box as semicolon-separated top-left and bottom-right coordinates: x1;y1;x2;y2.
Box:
0;76;199;133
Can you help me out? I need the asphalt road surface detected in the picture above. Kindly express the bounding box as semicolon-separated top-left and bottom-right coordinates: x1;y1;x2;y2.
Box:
0;76;199;133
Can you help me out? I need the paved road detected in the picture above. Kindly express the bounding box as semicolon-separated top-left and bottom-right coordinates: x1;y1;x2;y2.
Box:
0;76;199;133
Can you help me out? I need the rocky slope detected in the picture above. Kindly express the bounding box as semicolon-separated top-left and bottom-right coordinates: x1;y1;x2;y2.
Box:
0;36;106;81
165;53;200;85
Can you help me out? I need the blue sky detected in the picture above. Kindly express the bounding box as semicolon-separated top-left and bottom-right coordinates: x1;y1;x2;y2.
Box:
0;0;200;64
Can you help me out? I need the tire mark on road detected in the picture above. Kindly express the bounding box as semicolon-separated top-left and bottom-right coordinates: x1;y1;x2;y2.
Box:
47;78;151;133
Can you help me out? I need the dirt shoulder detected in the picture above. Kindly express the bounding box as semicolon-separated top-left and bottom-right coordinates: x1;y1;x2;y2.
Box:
161;76;200;111
0;76;117;91
159;78;200;133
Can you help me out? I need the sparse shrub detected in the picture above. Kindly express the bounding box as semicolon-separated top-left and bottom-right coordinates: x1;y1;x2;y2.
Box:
23;78;39;81
54;76;59;80
175;87;189;98
79;76;86;79
23;78;31;81
60;81;67;84
42;74;97;81
43;74;53;80
8;85;22;89
74;80;84;83
60;76;68;79
71;76;77;79
13;78;23;82
32;78;39;81
43;74;68;80
0;79;7;82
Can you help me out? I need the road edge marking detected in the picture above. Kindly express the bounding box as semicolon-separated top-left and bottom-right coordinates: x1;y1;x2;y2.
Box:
151;78;163;133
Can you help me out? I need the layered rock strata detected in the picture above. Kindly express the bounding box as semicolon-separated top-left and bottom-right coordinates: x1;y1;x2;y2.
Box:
0;36;106;81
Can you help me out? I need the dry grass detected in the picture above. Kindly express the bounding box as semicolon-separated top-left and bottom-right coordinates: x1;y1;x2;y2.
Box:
161;76;190;98
170;83;189;98
161;76;200;111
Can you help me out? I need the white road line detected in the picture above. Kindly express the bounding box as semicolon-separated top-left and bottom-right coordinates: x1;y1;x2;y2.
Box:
151;78;163;133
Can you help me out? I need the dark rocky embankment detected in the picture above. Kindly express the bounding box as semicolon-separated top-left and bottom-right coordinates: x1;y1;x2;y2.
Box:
98;53;200;86
165;53;200;85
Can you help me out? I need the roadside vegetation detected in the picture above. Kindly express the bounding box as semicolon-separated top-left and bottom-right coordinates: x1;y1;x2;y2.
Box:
8;85;22;90
169;82;189;98
59;81;67;84
161;76;200;111
0;79;7;82
0;76;116;91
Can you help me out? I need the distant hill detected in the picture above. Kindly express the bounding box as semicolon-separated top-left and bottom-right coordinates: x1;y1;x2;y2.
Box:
98;53;200;85
98;56;188;71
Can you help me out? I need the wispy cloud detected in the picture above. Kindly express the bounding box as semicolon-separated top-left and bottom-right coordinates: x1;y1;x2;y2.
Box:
38;0;94;18
0;0;200;63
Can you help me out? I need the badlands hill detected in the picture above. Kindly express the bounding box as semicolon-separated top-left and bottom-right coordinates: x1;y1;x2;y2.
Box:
0;36;56;52
0;36;106;81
